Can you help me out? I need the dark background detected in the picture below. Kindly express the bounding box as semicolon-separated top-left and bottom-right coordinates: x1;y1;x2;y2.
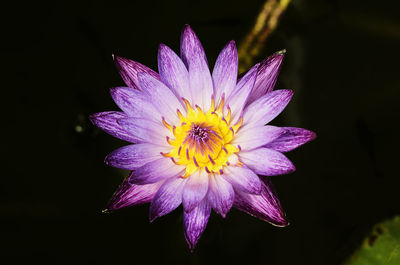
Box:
3;0;400;264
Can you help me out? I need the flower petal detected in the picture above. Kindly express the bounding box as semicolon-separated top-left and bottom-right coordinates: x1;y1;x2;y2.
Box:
158;44;191;100
223;166;262;195
183;199;211;251
104;144;169;170
180;25;213;110
212;40;238;101
113;55;160;89
242;89;293;129
138;72;184;125
239;148;295;176
232;125;285;151
226;63;258;124
105;178;165;211
265;127;317;153
207;175;234;217
234;176;288;226
129;158;184;185
182;170;209;213
117;117;171;146
110;87;160;120
149;176;187;222
89;111;135;143
246;51;285;105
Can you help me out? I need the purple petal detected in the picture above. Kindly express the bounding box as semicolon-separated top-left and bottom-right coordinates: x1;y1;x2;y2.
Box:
113;55;160;89
105;178;164;211
242;89;293;129
183;199;211;251
109;87;161;121
89;111;136;143
232;125;285;151
223;166;262;195
129;158;184;185
212;40;238;101
117;117;171;146
182;170;209;213
234;176;288;226
239;148;295;176
149;176;187;222
207;175;234;217
246;51;285;105
158;44;191;100
104;144;169;170
265;127;317;153
226;63;258;124
137;72;184;125
180;25;213;110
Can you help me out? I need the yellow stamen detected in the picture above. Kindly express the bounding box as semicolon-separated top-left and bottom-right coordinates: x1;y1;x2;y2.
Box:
182;97;193;112
163;96;243;178
176;109;185;121
232;116;244;133
217;94;225;113
226;106;232;123
162;117;173;131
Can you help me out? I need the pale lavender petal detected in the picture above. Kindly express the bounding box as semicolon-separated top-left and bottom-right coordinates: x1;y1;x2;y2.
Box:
129;158;184;185
110;87;160;121
104;144;169;170
234;176;288;226
149;176;187;222
113;55;160;89
117;117;171;146
232;125;285;151
223;166;262;195
89;111;136;143
207;175;234;217
183;199;211;251
242;89;293;130
138;72;184;124
226;64;258;123
246;51;285;105
182;170;209;213
105;178;165;211
212;40;238;101
239;148;295;176
158;44;191;100
265;127;317;153
180;25;213;110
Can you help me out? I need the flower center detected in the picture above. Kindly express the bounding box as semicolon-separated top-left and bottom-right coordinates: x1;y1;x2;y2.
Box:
161;96;243;178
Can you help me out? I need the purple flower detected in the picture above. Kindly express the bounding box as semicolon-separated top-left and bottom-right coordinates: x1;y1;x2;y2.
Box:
90;25;316;251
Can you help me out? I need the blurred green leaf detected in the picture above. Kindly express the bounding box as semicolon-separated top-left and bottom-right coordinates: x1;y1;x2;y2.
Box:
344;216;400;265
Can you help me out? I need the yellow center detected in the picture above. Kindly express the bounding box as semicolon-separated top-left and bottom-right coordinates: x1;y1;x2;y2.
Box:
161;96;243;178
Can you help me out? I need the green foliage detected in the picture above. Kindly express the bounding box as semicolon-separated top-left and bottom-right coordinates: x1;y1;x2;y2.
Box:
344;216;400;265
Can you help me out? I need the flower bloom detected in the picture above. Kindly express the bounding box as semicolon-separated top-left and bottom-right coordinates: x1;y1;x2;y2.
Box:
90;25;316;250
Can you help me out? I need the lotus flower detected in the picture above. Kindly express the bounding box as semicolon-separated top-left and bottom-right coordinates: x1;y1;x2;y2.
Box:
90;25;316;251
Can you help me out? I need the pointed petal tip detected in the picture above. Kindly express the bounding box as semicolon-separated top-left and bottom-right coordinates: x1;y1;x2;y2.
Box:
113;54;124;63
183;24;192;31
275;49;286;55
149;214;156;223
88;113;98;125
158;43;168;51
227;39;236;48
309;130;317;141
270;217;289;227
185;236;198;252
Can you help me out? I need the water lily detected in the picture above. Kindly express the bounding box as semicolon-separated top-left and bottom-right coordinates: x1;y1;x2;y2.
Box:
90;25;316;251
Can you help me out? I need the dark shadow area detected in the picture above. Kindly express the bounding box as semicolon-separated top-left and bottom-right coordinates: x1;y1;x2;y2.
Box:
2;0;400;264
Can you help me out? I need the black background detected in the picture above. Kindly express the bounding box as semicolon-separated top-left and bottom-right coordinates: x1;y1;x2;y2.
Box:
3;0;400;264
